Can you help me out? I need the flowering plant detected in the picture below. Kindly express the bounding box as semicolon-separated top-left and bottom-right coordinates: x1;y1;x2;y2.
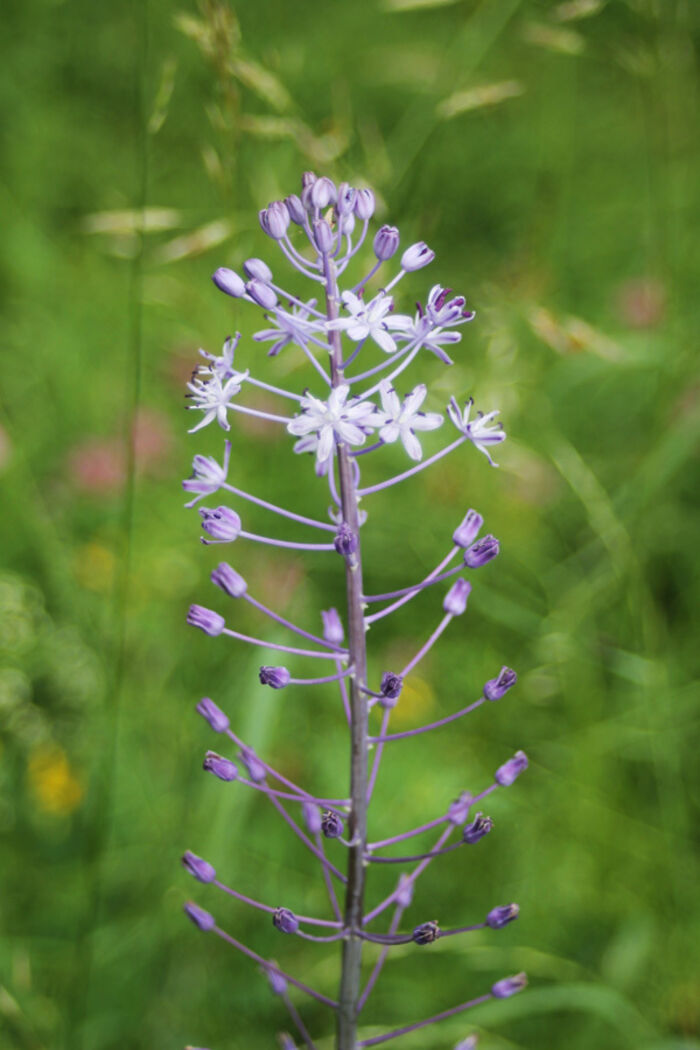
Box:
181;173;528;1050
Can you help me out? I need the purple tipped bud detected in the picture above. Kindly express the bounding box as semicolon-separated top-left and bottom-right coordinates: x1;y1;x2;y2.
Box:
203;750;238;782
184;901;215;932
455;1038;479;1050
380;671;403;708
443;578;471;615
335;182;356;216
246;279;277;310
321;809;344;839
243;257;273;283
259;666;291;689
484;666;517;701
266;966;287;996
447;791;473;825
285;194;306;225
211;562;247;598
491;972;527;998
196;696;229;733
240;746;266;783
412;920;440;945
182;850;216;883
259;201;290;240
453;510;483;548
273;907;299;935
321;608;344;646
199;505;241;542
487;903;519;929
301;171;317;189
313;218;334;254
464;535;499;568
395;873;414;909
373;224;400;261
187;605;226;637
401;242;435;272
212;267;246;298
301;800;322;834
495;749;528;786
310;176;336;209
354;188;375;220
463;813;494;844
334;523;358;556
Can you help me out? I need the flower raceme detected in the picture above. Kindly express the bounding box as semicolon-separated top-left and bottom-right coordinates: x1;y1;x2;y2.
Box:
180;173;529;1050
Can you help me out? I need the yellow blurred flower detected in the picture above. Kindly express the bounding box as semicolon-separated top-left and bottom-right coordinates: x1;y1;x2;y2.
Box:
28;745;83;816
391;674;435;727
73;542;116;593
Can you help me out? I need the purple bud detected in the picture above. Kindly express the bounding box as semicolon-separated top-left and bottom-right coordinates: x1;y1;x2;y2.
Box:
491;972;528;998
301;800;322;834
353;188;375;220
259;666;291;689
240;746;266;783
401;242;435;272
199;506;242;542
285;194;306;225
380;671;403;708
259;201;290;240
395;873;414;909
310;176;336;209
321;809;344;839
373;224;400;261
187;604;225;637
462;813;493;844
484;666;517;701
487;903;519;929
463;535;499;568
196;696;229;733
455;1038;479;1050
212;267;246;298
184;901;215;931
447;791;473;825
453;510;483;548
278;1036;297;1050
443;578;471;615
203;750;238;782
334;523;358;556
313;218;334;254
211;562;247;598
301;171;317;189
273;907;299;934
182;850;216;883
246;279;278;310
243;257;273;283
266;966;287;996
337;211;355;236
412;920;440;945
335;182;356;216
495;749;528;787
321;608;344;646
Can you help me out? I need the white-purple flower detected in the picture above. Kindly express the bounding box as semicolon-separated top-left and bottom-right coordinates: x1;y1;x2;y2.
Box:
388;309;463;365
447;396;506;467
327;291;411;354
253;301;322;357
376;381;443;461
182;441;231;507
287;384;380;465
197;334;241;382
186;370;249;433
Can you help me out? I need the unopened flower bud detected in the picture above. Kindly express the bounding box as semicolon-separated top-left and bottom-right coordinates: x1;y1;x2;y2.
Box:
321;809;344;839
483;666;517;701
464;535;499;568
335;182;355;216
463;813;493;844
313;218;334;254
259;666;291;689
246;279;278;310
211;562;247;598
447;791;472;825
373;224;400;261
240;746;266;783
495;750;528;786
196;696;229;733
301;800;322;834
278;1035;297;1050
182;850;216;883
244;257;273;283
187;605;225;637
443;578;471;615
301;171;317;189
203;750;238;781
401;242;435;272
491;972;527;998
259;201;290;239
380;671;403;707
453;510;483;548
199;506;241;542
334;523;358;556
487;903;519;929
212;267;245;298
412;920;440;945
285;194;306;225
273;907;299;934
311;176;336;209
184;901;215;932
354;188;375;220
321;608;344;646
395;873;414;909
266;965;287;996
455;1038;479;1050
337;211;355;236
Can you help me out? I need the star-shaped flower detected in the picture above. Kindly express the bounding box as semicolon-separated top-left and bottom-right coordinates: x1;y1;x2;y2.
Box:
197;334;241;382
326;291;412;354
253;300;323;357
447;396;506;467
287;384;381;464
377;381;443;461
185;369;249;433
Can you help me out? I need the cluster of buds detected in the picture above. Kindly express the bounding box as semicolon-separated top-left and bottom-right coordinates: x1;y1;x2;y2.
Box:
180;172;528;1050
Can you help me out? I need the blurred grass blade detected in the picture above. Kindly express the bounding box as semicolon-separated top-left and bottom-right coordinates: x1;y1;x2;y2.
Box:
437;80;524;119
152;219;233;264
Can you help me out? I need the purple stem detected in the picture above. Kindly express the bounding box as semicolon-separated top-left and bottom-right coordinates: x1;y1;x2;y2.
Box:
295;929;345;943
227;402;292;424
213;880;342;927
352;260;381;295
220;481;335;532
238;530;336;552
245;374;304;402
357;343;422;399
366;841;463;864
268;286;325;318
399;613;453;678
287;667;354;686
357;993;493;1046
363;825;454;924
341;336;367;371
315;831;343;921
366;707;391;803
221;627;345;660
358;435;467;496
364;564;461;603
357;905;405;1012
351;440;385;457
244;593;346;652
364;547;459;624
282;992;318;1050
224;726;341;803
336;659;352;725
369;697;485;744
267;794;347;883
367;815;446;851
239;775;349;807
347;342;413;385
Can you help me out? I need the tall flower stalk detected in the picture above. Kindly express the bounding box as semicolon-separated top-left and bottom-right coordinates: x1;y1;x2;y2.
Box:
181;173;528;1050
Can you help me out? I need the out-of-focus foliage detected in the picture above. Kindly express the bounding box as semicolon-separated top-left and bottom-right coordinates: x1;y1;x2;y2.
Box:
0;1;698;1048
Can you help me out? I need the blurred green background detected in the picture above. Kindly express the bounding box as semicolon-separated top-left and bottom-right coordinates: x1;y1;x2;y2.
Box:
1;0;698;1048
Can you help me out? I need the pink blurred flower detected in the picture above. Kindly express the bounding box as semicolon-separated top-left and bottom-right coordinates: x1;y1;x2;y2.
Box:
615;278;666;329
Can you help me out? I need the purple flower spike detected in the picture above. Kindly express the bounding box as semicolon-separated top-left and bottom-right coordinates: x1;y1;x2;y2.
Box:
491;972;528;998
313;218;334;254
246;279;278;310
182;850;216;883
464;535;500;568
285;193;305;224
495;749;529;786
453;509;483;548
321;608;344;646
184;901;215;932
373;224;400;261
334;523;358;556
487;903;519;929
203;750;238;782
244;258;273;283
354;188;375;220
401;242;435;272
240;747;266;783
212;267;245;298
443;578;471;615
259;200;290;240
211;562;247;598
447;791;473;825
196;696;229;733
301;800;322;834
259;666;291;689
463;813;493;844
199;506;242;542
484;666;517;701
412;920;440;945
321;809;344;839
266;965;287;996
380;671;403;708
187;605;225;637
273;907;300;935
